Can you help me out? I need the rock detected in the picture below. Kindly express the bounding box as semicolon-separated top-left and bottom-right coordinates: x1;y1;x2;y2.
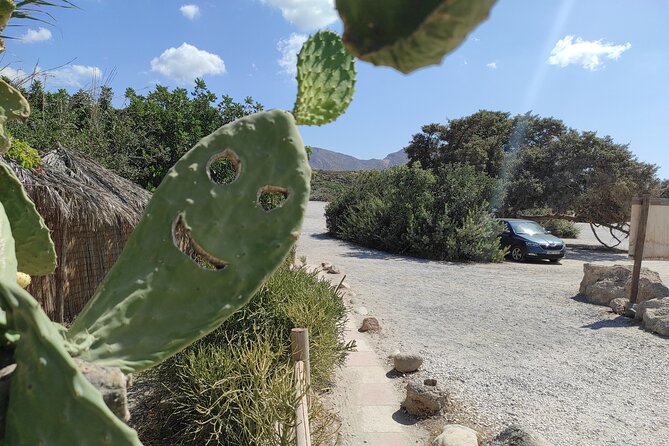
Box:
610;297;630;315
74;359;130;422
433;424;478;446
487;424;552;446
353;306;368;316
349;298;361;305
359;317;380;332
424;378;437;386
394;352;423;373
402;380;447;417
579;264;669;306
636;297;669;336
321;262;341;274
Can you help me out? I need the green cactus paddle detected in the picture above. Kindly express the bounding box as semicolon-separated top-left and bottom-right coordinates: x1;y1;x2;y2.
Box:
67;109;311;373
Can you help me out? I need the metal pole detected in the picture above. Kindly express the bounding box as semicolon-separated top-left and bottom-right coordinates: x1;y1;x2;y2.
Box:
630;196;651;304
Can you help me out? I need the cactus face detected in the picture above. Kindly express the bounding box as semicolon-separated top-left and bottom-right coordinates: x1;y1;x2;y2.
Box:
335;0;496;74
0;203;17;285
293;30;356;126
67;109;311;373
0;79;31;153
0;161;57;275
0;279;142;445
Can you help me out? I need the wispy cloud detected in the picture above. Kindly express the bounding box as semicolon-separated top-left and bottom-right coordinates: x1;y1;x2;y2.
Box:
262;0;337;31
50;65;102;87
180;4;200;20
548;35;631;71
19;27;52;44
151;43;225;84
277;33;307;77
486;62;497;69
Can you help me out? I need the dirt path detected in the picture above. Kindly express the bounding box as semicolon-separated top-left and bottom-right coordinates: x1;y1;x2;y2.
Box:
297;202;669;446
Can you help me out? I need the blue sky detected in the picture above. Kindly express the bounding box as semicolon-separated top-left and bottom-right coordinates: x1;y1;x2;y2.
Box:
2;0;668;178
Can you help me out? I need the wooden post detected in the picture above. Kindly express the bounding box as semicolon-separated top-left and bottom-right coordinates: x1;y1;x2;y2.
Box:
294;361;312;446
290;328;311;389
630;195;651;304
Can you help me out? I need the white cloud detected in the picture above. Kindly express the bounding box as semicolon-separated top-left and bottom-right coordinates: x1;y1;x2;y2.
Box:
19;27;52;44
180;4;200;20
49;65;102;87
486;62;497;69
548;35;631;71
150;43;225;83
0;66;31;81
262;0;337;31
277;33;307;77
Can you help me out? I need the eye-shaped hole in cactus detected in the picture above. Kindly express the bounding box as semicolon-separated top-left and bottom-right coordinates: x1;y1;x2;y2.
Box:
172;214;228;270
257;186;289;212
207;149;240;184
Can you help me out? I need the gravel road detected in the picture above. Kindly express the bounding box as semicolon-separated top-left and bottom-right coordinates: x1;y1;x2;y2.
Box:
297;202;669;446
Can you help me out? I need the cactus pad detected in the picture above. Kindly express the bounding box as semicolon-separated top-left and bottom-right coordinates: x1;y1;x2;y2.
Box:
0;279;142;445
293;30;356;126
335;0;496;74
67;109;311;373
0;160;57;275
0;79;31;153
0;0;15;53
0;202;17;285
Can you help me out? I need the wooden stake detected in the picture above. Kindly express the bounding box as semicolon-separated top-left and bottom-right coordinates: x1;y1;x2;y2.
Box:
290;328;311;389
294;361;312;446
630;195;651;304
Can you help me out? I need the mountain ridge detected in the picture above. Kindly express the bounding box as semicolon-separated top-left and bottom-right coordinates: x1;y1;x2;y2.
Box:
308;147;408;171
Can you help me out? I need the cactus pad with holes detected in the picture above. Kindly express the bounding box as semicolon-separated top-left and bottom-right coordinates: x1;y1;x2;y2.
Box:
293;30;356;126
336;0;496;74
0;79;31;152
0;279;141;445
0;161;57;275
67;109;311;372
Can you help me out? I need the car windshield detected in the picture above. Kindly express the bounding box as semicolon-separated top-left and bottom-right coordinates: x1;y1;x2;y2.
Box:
509;221;547;235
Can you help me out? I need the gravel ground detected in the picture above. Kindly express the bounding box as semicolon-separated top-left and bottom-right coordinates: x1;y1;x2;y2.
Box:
297;202;669;446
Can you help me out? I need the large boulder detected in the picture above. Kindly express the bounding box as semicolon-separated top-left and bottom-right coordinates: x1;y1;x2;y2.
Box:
433;424;478;446
636;296;669;336
487;425;552;446
579;264;669;306
402;380;447;417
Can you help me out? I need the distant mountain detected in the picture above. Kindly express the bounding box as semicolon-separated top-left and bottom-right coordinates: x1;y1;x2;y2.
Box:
308;147;408;171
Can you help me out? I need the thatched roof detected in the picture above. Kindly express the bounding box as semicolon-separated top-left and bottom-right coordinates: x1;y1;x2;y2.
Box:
7;147;150;227
3;147;151;322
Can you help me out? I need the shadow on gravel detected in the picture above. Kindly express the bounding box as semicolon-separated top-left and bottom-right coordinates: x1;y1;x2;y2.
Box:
309;232;333;240
567;247;628;262
341;246;432;263
581;316;637;330
392;409;419;426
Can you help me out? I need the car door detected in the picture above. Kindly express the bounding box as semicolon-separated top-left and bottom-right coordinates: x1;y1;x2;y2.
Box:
499;221;513;249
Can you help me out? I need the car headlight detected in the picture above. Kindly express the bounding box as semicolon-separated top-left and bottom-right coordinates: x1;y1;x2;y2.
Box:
526;242;540;247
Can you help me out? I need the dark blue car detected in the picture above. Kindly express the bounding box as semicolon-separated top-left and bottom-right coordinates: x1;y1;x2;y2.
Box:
498;219;566;263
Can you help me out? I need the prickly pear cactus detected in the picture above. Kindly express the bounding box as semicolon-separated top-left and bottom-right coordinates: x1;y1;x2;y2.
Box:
0;0;14;53
0;80;31;153
335;0;496;74
0;203;16;285
67;109;310;373
293;30;356;126
0;161;57;276
0;279;141;445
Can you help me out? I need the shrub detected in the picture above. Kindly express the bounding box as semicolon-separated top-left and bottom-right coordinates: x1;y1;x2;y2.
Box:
325;163;505;262
142;264;347;446
542;218;580;238
6;137;40;169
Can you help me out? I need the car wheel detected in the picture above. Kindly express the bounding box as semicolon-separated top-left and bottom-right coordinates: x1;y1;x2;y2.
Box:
510;245;525;262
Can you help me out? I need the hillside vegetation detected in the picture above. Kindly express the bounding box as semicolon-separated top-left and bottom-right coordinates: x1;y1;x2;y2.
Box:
310;170;357;201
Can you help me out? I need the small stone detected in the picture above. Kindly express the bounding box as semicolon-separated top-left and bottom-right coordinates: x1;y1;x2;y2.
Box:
433;424;478;446
402;381;447;417
488;424;552;446
359;317;380;332
353;306;368;316
327;265;341;274
394;352;423;373
424;378;437;386
349;298;361;305
609;297;629;315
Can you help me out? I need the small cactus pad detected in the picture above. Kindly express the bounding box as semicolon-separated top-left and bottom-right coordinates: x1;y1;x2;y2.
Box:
67;110;310;373
335;0;496;74
0;279;142;445
0;160;57;275
293;30;356;126
0;78;31;152
0;202;17;285
0;0;15;52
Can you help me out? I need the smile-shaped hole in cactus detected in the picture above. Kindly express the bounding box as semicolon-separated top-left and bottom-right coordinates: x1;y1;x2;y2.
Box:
207;149;240;185
172;214;229;270
257;186;289;212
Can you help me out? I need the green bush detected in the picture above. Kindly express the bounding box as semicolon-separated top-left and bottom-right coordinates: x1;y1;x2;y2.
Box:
325;164;505;261
6;137;40;169
542;218;580;238
142;264;347;446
